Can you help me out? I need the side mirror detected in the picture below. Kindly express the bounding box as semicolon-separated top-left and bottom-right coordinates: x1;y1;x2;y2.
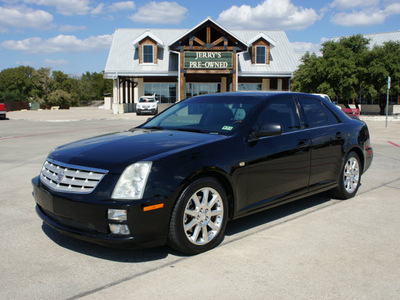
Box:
249;123;282;142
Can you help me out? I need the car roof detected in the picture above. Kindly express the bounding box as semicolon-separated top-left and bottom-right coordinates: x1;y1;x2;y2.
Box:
191;91;319;100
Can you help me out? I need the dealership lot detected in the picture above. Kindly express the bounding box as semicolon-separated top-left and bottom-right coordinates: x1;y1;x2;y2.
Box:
1;110;399;299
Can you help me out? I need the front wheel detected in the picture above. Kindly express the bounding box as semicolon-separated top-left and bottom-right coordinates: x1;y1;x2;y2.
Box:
331;151;362;199
168;177;228;255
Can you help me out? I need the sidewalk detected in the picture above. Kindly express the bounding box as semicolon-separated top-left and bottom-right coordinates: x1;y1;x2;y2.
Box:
6;109;146;122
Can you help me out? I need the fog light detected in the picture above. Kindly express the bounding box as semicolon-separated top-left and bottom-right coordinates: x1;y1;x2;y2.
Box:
108;209;127;221
109;224;130;235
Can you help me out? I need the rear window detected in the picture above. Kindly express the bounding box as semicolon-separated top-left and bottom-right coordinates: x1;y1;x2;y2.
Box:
139;97;156;103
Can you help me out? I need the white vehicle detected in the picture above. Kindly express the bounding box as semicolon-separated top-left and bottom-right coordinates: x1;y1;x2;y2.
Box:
136;94;158;115
313;93;332;102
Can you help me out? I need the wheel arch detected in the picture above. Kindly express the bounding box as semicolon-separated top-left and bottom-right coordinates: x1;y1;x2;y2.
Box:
345;146;365;174
177;168;236;220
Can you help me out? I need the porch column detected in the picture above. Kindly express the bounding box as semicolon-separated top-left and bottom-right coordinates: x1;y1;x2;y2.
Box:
221;77;227;92
180;51;186;100
137;78;144;100
232;52;237;92
277;78;283;91
262;78;270;91
112;78;120;114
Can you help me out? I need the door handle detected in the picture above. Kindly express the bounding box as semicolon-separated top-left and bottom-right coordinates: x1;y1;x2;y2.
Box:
297;139;309;149
335;132;343;139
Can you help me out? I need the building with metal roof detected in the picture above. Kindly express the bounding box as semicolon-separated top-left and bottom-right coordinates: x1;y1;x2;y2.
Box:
104;18;299;113
332;30;400;48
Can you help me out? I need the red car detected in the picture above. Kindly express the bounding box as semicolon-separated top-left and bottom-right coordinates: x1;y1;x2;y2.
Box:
0;103;6;119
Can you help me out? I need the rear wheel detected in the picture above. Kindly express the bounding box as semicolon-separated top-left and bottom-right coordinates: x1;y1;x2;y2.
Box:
168;177;228;255
331;151;361;199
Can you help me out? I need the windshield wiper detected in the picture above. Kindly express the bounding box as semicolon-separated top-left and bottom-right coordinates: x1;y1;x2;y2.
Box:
175;128;209;134
143;126;164;130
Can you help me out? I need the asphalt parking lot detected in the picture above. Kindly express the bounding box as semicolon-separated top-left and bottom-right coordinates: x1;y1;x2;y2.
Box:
1;109;399;299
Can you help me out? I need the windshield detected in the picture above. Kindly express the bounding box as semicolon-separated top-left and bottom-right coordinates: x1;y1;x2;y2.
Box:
139;97;156;103
140;95;258;135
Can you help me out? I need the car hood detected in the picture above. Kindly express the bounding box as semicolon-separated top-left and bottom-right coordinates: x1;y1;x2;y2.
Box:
49;129;226;173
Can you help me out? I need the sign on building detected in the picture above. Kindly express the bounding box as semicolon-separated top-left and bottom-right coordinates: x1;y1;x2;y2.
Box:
184;52;233;69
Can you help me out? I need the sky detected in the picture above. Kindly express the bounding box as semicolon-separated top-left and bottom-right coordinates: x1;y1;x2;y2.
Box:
1;0;399;76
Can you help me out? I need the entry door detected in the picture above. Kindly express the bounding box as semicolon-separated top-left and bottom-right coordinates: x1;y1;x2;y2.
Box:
243;96;311;212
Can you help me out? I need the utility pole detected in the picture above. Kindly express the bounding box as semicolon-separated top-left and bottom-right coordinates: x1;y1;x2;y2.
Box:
386;76;390;128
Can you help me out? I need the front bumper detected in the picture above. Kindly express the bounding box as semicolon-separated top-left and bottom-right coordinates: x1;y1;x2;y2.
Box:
364;145;373;173
32;176;170;248
137;108;157;114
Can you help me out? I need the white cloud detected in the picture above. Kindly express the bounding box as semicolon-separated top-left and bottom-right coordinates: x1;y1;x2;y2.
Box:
1;34;113;54
329;0;400;26
217;0;321;30
91;1;136;16
59;25;87;32
331;9;386;26
91;3;104;15
16;60;38;66
330;0;379;10
43;58;69;67
129;1;187;24
291;41;321;54
384;2;400;15
110;1;136;12
23;0;92;15
0;5;53;31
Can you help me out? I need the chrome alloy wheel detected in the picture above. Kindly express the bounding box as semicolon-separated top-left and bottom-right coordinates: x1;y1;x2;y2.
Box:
343;157;360;193
183;187;224;245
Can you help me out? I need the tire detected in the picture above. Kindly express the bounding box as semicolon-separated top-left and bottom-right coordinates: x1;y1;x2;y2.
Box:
330;151;362;199
168;177;228;255
136;111;141;116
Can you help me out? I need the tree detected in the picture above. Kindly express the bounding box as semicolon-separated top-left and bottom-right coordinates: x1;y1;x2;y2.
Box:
292;34;398;109
31;67;51;102
51;70;71;92
366;41;400;114
0;66;35;102
48;89;77;107
0;66;112;107
291;52;324;94
320;35;370;102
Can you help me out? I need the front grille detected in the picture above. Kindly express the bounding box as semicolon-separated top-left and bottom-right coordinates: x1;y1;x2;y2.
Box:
40;159;108;194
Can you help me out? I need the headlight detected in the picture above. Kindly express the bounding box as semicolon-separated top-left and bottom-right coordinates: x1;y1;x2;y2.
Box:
111;162;152;200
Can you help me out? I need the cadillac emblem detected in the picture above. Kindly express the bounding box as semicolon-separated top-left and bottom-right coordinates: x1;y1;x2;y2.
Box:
55;171;65;184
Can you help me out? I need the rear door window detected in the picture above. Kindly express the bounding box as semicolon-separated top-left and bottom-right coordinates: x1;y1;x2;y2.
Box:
298;97;329;128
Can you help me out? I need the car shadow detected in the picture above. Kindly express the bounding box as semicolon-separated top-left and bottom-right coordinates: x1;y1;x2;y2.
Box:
41;224;170;262
225;192;333;236
41;192;334;261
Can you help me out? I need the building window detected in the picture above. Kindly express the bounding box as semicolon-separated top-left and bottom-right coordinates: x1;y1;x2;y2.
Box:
143;45;154;63
144;83;176;103
238;83;262;91
186;83;221;98
255;46;266;64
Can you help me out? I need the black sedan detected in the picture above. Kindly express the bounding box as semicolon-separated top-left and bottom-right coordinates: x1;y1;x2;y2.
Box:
32;92;373;254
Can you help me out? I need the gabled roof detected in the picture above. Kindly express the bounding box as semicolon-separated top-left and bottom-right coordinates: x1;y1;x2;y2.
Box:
247;32;276;47
104;19;299;78
169;17;248;50
132;30;164;48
